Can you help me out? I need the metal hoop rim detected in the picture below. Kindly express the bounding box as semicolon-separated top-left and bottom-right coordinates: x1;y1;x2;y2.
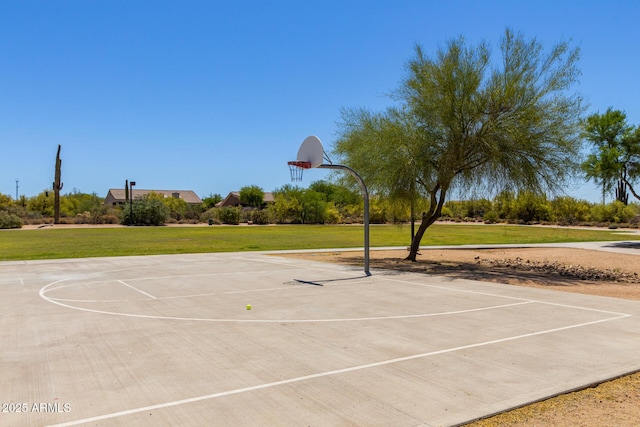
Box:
287;161;312;169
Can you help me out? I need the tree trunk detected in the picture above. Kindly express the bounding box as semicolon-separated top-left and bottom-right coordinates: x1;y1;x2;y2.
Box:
405;184;447;261
406;212;429;261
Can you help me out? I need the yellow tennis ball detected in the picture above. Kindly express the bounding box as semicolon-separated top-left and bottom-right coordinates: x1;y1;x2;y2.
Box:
246;304;252;310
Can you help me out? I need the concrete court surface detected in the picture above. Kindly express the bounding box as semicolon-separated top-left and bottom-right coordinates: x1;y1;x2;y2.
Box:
2;247;640;427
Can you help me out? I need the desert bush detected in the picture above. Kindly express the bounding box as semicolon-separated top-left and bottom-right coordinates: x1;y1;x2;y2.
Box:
589;201;639;223
325;203;341;224
483;211;499;224
88;206;120;224
120;198;169;226
60;191;103;217
439;206;453;219
368;197;388;224
0;211;23;229
200;208;216;223
250;209;272;225
550;196;591;224
26;191;54;217
161;196;188;221
217;207;241;225
270;185;304;223
300;190;329;224
95;212;120;224
510;192;551;223
0;193;13;210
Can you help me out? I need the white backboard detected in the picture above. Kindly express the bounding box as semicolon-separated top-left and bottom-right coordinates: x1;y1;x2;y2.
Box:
297;135;325;168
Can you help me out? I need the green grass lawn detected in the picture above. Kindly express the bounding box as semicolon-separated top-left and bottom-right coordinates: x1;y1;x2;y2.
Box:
0;223;638;261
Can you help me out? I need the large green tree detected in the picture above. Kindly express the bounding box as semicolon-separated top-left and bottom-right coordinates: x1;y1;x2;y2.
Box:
334;29;584;261
239;185;265;208
581;108;640;204
202;193;222;209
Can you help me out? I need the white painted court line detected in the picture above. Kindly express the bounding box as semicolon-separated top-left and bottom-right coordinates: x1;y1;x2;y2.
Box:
35;260;635;425
41;278;350;304
117;280;157;300
45;311;630;427
379;275;632;317
125;268;300;282
39;279;536;323
49;297;150;303
380;275;545;302
39;270;631;322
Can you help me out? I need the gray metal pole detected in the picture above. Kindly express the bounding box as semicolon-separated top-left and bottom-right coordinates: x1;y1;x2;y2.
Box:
318;164;370;276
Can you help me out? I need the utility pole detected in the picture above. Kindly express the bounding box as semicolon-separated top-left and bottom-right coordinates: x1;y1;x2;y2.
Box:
15;179;19;200
129;181;136;225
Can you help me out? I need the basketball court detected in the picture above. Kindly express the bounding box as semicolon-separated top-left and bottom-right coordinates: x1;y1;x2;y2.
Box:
2;248;640;426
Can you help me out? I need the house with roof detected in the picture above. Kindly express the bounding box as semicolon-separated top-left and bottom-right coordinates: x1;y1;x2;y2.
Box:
216;191;274;208
104;189;203;206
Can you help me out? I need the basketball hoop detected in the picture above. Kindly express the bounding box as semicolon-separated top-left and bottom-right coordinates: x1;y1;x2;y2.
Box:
287;161;311;182
287;135;370;275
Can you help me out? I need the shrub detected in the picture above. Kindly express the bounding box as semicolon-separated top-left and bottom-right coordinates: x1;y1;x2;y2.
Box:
549;196;590;224
96;213;120;224
325;203;342;224
90;207;120;224
217;207;241;225
510;192;551;223
300;190;329;224
0;211;23;229
250;209;272;225
200;208;217;223
271;185;304;223
369;198;388;224
162;197;188;221
439;206;453;218
120;198;169;226
483;211;499;224
589;201;638;223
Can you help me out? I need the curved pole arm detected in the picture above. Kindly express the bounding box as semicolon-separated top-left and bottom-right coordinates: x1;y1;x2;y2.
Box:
318;164;370;276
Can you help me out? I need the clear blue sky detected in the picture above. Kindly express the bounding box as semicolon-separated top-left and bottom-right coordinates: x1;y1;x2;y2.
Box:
1;0;638;203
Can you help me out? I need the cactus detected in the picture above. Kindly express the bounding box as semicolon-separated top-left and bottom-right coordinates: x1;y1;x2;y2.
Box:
616;179;629;205
53;145;63;224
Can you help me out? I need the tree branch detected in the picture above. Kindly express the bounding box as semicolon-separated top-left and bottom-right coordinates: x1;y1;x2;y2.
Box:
623;177;640;201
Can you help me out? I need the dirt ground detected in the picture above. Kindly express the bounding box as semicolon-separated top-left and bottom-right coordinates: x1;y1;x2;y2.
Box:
280;247;640;426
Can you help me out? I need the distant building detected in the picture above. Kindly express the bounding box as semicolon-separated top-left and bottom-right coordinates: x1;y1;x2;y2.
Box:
216;191;274;207
104;189;203;206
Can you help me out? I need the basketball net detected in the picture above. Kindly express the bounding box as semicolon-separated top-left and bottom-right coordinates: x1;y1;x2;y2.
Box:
287;161;311;182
